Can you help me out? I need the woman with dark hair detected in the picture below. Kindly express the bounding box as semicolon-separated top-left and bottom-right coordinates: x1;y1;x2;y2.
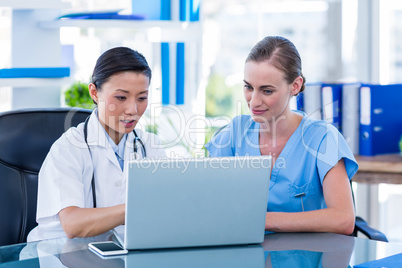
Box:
28;47;165;241
205;36;357;235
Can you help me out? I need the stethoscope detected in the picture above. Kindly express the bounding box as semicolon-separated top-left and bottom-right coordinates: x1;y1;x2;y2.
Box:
83;116;146;208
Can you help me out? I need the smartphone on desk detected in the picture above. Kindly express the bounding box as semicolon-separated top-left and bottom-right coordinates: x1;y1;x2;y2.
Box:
88;241;128;256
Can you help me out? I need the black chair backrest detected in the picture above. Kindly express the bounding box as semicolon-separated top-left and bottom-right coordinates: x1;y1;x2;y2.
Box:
0;108;92;246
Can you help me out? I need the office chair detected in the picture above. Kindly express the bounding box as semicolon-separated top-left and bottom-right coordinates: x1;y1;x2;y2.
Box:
209;125;388;242
0;108;92;246
352;208;388;242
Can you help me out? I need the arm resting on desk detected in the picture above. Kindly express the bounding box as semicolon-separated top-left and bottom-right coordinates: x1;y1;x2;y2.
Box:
59;205;125;239
265;159;356;235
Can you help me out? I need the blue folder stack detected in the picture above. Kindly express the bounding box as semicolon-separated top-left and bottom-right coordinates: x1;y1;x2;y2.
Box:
359;84;402;156
295;82;402;156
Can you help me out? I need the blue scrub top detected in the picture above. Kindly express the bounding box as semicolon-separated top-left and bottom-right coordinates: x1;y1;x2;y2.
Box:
205;113;358;212
265;250;323;268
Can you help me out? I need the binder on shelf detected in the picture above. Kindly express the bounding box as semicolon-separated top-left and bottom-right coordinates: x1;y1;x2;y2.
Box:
0;67;70;78
160;0;171;105
342;82;361;154
131;0;171;20
359;84;402;156
190;0;201;21
294;91;304;111
176;42;185;105
63;14;146;20
58;10;121;19
58;9;146;20
178;0;200;22
161;43;170;105
303;83;322;120
175;0;190;105
321;83;343;131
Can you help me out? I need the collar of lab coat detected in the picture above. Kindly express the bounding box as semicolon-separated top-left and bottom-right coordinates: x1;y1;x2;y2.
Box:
85;109;137;168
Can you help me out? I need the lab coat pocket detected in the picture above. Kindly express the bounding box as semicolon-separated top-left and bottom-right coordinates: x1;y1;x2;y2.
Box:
290;182;317;212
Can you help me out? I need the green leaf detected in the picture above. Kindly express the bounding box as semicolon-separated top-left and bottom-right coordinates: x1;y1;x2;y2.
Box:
399;135;402;155
64;81;95;109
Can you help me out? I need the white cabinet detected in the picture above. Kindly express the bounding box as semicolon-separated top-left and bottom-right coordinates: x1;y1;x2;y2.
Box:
0;78;71;88
0;1;70;9
1;1;203;116
0;0;72;109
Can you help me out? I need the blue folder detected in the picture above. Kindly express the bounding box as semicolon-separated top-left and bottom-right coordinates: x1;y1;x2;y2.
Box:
354;253;402;267
190;0;201;21
157;0;171;105
161;43;170;105
175;0;187;105
58;10;121;19
67;14;145;20
359;84;402;156
0;67;70;78
176;43;185;105
58;10;145;20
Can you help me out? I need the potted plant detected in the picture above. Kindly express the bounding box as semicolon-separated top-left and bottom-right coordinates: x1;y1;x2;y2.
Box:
399;136;402;155
64;81;95;109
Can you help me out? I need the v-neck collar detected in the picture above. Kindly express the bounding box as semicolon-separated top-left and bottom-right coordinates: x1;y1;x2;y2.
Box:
254;115;306;182
86;109;134;172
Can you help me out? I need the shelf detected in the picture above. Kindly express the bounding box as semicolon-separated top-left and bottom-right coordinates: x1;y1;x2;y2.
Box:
39;19;198;29
0;77;71;88
0;0;71;9
39;20;202;42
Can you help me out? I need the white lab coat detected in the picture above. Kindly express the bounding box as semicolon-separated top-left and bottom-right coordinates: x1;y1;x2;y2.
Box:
27;110;166;242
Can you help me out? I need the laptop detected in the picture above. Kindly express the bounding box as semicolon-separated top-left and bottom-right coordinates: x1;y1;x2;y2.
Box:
114;156;271;250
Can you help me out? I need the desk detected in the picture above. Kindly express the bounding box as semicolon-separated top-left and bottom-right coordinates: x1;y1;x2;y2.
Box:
1;232;402;267
353;154;402;231
354;154;402;184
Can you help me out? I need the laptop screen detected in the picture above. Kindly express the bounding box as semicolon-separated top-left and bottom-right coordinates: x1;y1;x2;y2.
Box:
121;156;271;250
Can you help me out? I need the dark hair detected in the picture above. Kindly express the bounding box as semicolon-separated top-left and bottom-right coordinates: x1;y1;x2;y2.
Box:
91;47;152;90
246;36;306;94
